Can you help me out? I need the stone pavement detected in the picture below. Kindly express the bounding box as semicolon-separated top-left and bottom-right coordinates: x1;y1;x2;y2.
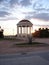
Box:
33;38;49;44
0;50;49;65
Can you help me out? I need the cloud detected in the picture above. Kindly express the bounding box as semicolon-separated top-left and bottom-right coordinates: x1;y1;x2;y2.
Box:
23;11;37;15
0;0;49;22
32;0;49;11
34;8;46;11
23;0;49;21
24;12;49;21
23;11;37;19
0;11;10;17
25;15;33;20
0;17;18;21
20;0;31;6
32;13;49;21
0;0;3;2
34;8;49;13
10;0;19;6
33;0;42;9
10;0;32;7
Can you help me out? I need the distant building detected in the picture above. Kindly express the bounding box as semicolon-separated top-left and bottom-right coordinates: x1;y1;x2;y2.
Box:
17;19;33;37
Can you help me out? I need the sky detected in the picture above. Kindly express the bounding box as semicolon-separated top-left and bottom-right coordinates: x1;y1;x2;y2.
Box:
0;0;49;35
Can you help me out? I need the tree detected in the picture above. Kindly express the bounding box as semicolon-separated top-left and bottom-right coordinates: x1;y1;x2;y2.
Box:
33;28;49;38
28;35;33;44
0;26;4;38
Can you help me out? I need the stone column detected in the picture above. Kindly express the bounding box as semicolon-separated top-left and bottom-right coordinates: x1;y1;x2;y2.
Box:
17;26;19;36
20;26;22;35
23;27;25;34
26;27;28;34
29;27;31;34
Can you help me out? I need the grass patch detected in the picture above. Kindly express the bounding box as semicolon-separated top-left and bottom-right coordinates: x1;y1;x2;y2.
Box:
15;42;49;47
0;38;4;41
0;38;18;41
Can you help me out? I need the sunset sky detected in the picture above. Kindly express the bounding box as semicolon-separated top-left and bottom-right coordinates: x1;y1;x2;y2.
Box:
0;0;49;35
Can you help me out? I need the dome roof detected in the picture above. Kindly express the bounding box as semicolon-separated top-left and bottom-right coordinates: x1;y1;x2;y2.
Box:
20;20;30;22
17;19;33;27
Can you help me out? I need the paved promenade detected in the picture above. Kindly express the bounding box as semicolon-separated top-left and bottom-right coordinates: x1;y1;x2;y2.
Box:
34;38;49;44
0;50;49;65
0;38;49;65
